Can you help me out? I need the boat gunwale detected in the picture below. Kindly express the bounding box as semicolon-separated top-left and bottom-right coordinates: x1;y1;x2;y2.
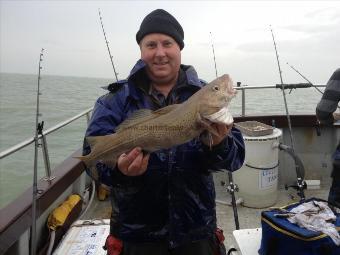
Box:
0;149;85;254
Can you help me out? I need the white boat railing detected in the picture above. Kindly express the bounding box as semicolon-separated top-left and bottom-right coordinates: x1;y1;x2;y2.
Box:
0;83;326;178
0;107;93;179
235;83;326;117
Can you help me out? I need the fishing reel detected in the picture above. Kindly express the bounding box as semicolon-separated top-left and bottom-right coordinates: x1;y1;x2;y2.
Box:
285;177;307;201
221;180;239;195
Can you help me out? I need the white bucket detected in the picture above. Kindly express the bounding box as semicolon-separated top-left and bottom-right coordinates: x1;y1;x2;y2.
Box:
233;128;282;208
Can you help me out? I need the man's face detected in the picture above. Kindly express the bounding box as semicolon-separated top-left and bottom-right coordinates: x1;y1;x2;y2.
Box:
140;33;181;85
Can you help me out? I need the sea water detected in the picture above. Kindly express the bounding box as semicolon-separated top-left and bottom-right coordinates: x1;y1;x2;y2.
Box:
0;72;323;208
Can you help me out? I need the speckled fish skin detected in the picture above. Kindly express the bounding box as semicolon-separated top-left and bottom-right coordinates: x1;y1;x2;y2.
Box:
77;74;236;175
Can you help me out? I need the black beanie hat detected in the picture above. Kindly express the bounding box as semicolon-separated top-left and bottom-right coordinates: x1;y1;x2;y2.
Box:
136;9;184;50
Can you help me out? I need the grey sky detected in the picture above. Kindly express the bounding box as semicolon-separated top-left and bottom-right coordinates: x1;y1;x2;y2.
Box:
0;0;339;84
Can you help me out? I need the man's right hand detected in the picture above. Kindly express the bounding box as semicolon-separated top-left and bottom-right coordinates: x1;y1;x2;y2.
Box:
117;147;150;176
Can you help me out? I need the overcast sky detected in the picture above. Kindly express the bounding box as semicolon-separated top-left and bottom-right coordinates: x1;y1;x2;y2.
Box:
0;0;339;84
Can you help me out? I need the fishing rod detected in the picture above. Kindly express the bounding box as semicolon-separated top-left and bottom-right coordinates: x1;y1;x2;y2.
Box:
98;8;119;82
210;32;240;230
31;48;44;255
210;32;218;78
270;26;305;200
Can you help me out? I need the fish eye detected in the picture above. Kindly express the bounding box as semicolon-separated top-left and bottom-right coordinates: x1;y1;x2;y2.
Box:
213;86;219;91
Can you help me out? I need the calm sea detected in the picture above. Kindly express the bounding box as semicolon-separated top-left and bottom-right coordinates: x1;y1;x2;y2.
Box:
0;72;323;208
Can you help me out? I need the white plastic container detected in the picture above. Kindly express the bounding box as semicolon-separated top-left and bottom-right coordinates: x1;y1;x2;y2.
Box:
233;128;282;208
53;219;110;255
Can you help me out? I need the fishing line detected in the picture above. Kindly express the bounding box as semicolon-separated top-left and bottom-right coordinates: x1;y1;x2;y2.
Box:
31;48;44;255
98;8;119;82
270;25;305;200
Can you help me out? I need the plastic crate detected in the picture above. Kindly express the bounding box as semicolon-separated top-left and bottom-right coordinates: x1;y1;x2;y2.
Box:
53;219;110;255
235;121;273;136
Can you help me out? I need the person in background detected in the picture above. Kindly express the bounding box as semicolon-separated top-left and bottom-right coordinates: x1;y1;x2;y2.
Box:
316;68;340;207
83;9;245;255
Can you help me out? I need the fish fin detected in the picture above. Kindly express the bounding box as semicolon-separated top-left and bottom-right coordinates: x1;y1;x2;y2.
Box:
115;109;156;132
153;104;180;115
75;155;91;166
200;131;214;150
86;135;110;150
208;133;213;150
128;109;154;119
115;105;180;132
102;158;118;169
198;115;221;137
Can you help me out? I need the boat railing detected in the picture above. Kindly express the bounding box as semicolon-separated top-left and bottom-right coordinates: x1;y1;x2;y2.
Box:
0;83;326;180
0;107;93;179
235;83;325;116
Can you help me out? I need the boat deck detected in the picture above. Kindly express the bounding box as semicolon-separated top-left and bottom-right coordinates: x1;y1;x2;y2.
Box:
81;181;330;253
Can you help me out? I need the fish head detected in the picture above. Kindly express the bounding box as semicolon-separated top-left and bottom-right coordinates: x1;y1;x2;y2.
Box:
198;74;236;125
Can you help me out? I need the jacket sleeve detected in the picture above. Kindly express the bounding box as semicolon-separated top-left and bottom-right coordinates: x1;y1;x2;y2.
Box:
202;126;245;172
316;68;340;125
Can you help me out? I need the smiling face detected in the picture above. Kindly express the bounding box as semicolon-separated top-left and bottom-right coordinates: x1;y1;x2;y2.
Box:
140;33;181;86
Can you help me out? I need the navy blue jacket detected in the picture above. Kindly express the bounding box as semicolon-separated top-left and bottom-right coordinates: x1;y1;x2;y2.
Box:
84;60;245;248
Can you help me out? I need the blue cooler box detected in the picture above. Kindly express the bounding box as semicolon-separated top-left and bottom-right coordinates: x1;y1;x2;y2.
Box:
259;198;340;255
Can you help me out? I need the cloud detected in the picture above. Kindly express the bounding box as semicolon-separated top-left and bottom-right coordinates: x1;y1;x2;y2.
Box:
282;22;340;35
305;6;340;22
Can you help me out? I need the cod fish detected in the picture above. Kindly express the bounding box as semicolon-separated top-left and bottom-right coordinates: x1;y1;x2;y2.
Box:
77;74;236;179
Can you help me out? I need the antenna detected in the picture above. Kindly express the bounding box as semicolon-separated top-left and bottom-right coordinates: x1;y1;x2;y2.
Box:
98;8;119;82
210;32;218;78
270;26;305;200
31;48;44;255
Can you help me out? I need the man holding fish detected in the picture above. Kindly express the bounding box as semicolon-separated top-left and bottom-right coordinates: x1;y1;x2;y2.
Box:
82;9;245;255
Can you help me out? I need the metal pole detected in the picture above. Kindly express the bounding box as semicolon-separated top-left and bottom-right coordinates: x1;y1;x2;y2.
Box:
237;82;245;116
40;132;55;182
227;171;240;230
86;111;91;124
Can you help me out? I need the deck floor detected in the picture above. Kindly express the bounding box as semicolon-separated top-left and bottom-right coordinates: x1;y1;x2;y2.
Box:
81;183;330;253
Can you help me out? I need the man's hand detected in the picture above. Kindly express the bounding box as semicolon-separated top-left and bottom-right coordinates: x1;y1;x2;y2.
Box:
201;123;233;147
117;147;150;176
333;112;340;121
